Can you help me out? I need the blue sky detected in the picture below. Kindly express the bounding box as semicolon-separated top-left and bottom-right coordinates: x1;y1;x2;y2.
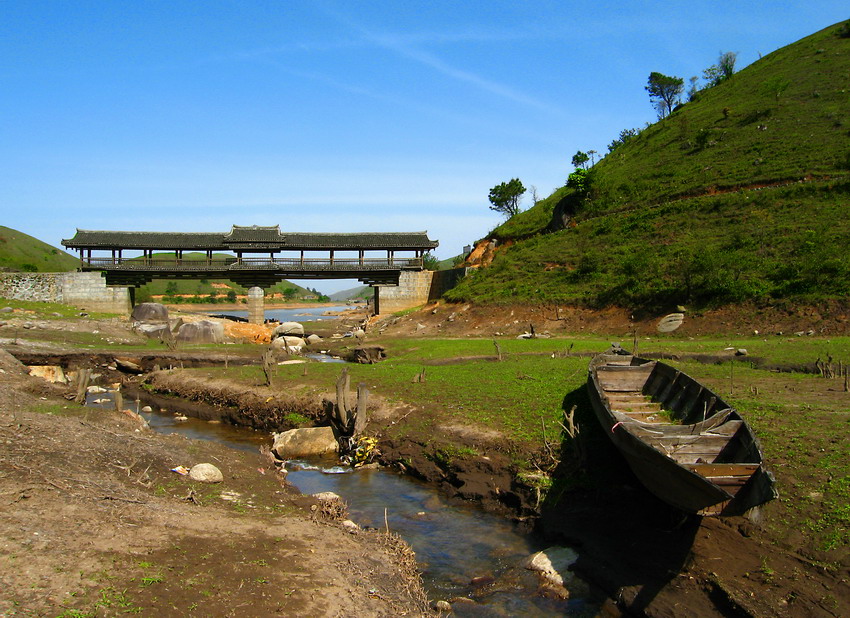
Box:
2;1;847;293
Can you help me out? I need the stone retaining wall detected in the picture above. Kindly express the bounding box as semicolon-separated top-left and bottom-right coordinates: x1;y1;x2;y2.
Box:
0;272;131;314
374;268;468;314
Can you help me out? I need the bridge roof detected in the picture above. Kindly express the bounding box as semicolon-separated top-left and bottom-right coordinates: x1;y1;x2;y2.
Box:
63;225;438;251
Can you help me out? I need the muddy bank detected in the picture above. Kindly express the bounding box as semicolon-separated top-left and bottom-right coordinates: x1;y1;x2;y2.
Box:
0;349;429;616
135;368;850;617
140;369;329;433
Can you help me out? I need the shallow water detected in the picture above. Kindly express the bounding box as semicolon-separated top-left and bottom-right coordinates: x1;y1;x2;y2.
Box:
87;390;597;615
208;305;354;322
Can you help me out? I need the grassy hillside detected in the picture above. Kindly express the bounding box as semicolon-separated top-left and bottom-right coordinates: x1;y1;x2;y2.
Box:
329;285;372;301
0;226;80;273
449;20;850;310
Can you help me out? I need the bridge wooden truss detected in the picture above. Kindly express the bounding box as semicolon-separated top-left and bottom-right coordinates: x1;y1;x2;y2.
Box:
62;225;438;288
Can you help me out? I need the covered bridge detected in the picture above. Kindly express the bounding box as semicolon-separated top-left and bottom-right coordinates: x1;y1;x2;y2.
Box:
62;225;440;322
62;225;439;288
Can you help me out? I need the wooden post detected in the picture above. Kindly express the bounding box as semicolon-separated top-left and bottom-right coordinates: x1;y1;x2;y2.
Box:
261;348;275;387
74;369;91;404
335;368;350;431
729;359;734;395
353;384;369;436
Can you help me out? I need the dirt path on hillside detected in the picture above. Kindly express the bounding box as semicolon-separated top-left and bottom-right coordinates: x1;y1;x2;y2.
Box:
0;349;428;617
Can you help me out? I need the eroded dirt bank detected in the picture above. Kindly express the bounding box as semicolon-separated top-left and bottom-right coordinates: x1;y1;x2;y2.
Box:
373;299;850;339
0;349;428;617
4;299;850;616
137;363;850;617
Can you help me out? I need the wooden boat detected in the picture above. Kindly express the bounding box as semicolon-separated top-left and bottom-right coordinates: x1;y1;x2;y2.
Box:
587;353;777;516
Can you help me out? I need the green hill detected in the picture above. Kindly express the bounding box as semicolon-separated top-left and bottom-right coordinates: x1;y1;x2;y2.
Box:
448;20;850;311
0;226;80;273
133;253;316;302
329;285;372;302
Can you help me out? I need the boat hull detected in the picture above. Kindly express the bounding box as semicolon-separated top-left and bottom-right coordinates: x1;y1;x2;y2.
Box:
587;354;777;516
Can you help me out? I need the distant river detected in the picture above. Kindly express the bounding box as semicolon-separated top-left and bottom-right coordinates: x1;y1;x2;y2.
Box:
202;305;355;322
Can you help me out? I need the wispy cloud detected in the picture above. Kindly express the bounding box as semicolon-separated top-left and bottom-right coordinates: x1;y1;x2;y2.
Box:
328;10;561;114
226;3;562;115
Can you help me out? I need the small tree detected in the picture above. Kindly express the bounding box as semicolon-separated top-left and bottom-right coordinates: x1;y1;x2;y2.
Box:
566;168;592;195
571;150;590;169
687;76;699;101
646;72;684;118
607;128;639;153
703;51;738;88
422;252;440;270
488;178;526;218
718;51;737;79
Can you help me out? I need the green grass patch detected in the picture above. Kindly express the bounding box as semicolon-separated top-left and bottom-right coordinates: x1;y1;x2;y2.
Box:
0;297;118;320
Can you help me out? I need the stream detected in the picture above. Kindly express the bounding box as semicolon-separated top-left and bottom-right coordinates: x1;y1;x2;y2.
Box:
86;390;599;616
200;305;356;323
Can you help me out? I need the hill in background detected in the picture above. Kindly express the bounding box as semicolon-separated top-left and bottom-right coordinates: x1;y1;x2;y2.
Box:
0;226;80;273
329;284;372;302
449;20;850;312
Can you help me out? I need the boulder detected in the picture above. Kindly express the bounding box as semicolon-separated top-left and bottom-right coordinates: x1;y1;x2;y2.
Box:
175;320;225;344
272;322;305;337
189;463;223;483
351;345;386;364
114;357;143;373
131;302;168;323
341;519;360;534
270;336;306;352
27;365;68;384
272;427;338;459
524;546;579;586
133;322;171;339
306;334;322;345
657;313;685;333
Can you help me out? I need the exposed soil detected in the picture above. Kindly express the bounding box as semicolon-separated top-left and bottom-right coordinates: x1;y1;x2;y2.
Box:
373;298;850;339
0;349;428;617
104;361;850;616
3;301;850;616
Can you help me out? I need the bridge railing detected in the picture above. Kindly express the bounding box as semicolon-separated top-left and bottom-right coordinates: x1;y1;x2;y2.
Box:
83;256;424;270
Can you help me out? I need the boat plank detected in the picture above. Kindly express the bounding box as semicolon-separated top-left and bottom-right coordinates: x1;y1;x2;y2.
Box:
685;463;759;477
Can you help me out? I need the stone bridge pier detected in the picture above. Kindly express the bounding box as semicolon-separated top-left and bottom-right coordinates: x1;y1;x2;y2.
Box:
246;287;265;325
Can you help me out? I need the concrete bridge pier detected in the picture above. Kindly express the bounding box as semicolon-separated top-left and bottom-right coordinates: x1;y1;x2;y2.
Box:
247;286;265;324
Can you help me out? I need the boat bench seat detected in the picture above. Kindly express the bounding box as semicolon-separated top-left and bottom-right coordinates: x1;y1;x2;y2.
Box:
685;463;759;494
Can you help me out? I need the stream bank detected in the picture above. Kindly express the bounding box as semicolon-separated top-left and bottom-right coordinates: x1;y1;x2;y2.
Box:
0;349;430;617
122;361;850;617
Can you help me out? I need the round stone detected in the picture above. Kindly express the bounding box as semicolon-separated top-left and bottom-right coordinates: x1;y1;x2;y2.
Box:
189;463;223;483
